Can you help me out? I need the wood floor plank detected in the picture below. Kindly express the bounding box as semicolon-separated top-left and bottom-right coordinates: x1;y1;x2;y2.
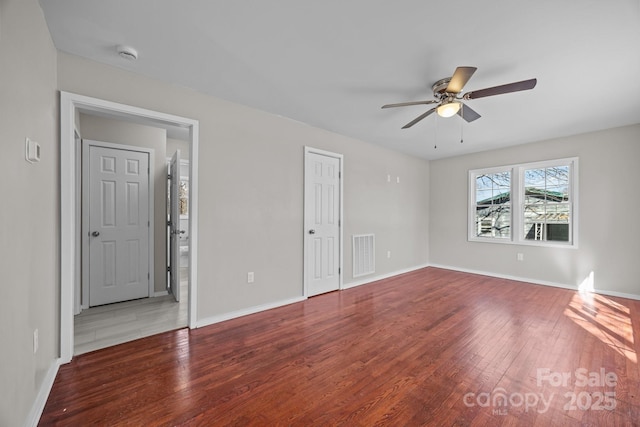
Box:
40;267;640;426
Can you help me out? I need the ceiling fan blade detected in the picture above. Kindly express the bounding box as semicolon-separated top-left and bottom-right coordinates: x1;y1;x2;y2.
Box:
402;108;436;129
382;100;438;109
446;66;477;94
457;103;481;122
464;78;537;100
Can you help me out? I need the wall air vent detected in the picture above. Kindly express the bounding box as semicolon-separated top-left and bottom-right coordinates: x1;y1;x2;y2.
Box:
353;234;375;278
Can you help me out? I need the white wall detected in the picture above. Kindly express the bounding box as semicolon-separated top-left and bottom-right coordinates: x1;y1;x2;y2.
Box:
0;0;58;425
57;52;430;322
429;124;640;298
79;113;168;293
167;137;190;160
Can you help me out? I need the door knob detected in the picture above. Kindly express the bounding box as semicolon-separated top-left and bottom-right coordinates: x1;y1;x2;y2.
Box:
91;231;100;237
309;229;316;234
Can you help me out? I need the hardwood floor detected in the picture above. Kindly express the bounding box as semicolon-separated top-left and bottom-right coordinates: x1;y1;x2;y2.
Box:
40;267;640;426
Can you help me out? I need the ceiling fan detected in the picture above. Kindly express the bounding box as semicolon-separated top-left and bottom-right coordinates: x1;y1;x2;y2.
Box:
382;66;537;129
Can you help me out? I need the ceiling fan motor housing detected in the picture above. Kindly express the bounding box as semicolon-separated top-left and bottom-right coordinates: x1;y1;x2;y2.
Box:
432;77;454;97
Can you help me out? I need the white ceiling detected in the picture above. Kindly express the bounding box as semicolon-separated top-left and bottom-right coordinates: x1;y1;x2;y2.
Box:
40;0;640;160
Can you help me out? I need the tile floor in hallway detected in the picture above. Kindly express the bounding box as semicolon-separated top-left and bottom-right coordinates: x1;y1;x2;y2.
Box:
74;270;188;355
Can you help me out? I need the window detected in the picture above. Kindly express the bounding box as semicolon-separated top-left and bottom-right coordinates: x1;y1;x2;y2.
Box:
523;164;570;242
473;170;512;239
469;158;578;247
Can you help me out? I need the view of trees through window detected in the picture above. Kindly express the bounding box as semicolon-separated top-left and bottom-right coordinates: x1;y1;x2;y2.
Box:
523;166;570;242
475;171;511;238
470;159;575;245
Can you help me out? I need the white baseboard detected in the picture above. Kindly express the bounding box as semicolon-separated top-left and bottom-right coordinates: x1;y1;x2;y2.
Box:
153;290;169;297
196;296;307;328
26;359;59;427
195;265;429;329
428;263;640;301
342;263;430;290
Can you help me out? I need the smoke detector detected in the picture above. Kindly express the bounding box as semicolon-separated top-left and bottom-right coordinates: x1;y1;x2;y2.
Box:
117;45;138;60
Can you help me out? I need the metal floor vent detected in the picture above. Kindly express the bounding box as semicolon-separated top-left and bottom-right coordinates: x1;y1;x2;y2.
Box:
352;234;375;278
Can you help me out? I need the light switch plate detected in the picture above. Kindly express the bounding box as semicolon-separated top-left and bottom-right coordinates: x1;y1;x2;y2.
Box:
25;138;41;163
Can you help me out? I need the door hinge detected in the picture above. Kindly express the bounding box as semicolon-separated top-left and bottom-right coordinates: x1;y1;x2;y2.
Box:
168;173;172;180
339;267;341;275
167;266;171;272
167;220;171;227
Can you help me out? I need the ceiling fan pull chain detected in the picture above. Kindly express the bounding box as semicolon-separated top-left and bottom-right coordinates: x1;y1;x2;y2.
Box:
460;105;464;143
434;115;438;149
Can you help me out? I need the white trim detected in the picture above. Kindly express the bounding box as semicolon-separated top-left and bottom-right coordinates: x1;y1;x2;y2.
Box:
25;359;59;427
196;296;307;328
188;123;199;329
303;146;344;297
60;91;200;364
154;290;169;297
342;264;430;290
74;130;82;314
428;263;640;301
82;140;156;305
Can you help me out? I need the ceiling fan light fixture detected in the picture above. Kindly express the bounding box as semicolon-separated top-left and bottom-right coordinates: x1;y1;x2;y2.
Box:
437;101;461;118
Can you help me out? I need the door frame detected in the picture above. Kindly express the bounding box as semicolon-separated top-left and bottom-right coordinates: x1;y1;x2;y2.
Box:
82;140;155;308
168;149;181;302
303;146;344;297
60;91;200;364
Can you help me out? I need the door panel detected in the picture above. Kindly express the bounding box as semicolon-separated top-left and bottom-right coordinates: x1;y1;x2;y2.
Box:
305;151;341;296
88;145;150;306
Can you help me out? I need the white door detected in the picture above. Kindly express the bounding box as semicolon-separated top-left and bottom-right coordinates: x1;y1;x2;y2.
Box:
87;145;150;306
168;150;181;302
305;151;341;296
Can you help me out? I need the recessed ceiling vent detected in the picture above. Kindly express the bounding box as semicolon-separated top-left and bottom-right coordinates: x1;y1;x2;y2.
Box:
116;45;138;60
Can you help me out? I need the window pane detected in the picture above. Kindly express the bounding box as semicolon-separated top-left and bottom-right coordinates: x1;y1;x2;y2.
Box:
524;169;546;188
476;172;510;205
547;224;569;241
524;221;543;240
546;166;569;188
475;205;511;238
523;163;571;242
476;188;493;205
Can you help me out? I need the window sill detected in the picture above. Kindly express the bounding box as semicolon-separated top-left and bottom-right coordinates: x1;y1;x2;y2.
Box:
468;236;578;249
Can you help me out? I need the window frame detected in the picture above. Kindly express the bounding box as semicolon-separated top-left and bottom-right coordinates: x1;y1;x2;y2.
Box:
468;165;514;242
468;157;578;248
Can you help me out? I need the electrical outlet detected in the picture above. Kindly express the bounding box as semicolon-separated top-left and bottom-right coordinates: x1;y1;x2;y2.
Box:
396;176;400;184
387;174;391;183
33;329;39;354
247;272;255;283
387;250;391;259
517;253;524;261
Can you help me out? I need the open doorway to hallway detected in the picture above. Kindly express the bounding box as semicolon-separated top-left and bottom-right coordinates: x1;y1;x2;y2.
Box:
72;112;190;355
60;91;199;364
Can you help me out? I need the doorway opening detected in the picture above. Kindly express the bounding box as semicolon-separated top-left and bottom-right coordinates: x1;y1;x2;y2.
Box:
60;92;199;363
